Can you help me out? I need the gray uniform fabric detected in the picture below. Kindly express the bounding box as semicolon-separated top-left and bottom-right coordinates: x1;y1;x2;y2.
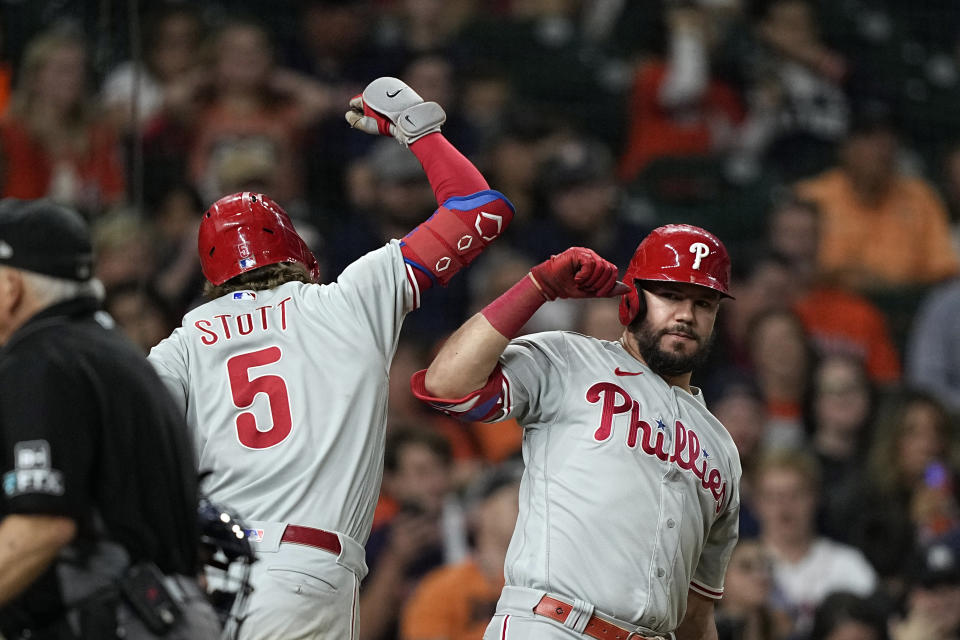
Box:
483;331;741;636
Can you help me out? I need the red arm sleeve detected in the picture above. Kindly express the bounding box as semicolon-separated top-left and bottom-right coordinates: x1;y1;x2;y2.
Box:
398;134;514;298
409;133;488;203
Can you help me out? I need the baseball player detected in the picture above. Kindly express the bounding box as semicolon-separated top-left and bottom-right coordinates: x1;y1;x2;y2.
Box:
147;77;514;640
412;226;742;640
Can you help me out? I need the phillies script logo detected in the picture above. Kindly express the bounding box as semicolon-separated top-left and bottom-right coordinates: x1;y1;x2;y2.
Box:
587;382;727;512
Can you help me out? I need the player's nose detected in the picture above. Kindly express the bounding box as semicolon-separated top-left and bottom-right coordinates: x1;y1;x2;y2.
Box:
672;298;696;321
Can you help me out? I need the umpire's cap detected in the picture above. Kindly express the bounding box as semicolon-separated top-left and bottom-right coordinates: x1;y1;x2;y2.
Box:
0;198;93;281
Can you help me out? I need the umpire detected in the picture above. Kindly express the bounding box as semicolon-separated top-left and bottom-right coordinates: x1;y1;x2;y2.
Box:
0;199;220;639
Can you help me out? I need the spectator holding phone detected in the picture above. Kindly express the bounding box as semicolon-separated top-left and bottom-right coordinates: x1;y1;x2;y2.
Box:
855;390;960;594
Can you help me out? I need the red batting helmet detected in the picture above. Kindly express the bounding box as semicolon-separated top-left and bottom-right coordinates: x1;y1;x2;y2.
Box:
618;224;732;326
198;192;320;286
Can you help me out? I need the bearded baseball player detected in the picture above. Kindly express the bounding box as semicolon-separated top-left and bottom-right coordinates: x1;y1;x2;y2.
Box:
147;77;514;640
412;225;742;640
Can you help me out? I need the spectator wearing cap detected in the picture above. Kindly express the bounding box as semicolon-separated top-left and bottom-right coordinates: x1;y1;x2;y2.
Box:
506;136;652;334
890;532;960;640
808;591;888;640
400;462;522;640
794;104;960;291
477;111;562;228
334;139;472;338
337;138;441;264
519;136;652;269
0;199;218;638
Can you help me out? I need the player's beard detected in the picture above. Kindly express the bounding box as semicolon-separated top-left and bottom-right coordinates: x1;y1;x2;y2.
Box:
631;321;714;377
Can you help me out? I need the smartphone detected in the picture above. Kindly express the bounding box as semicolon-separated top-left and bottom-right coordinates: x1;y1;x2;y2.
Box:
925;461;951;491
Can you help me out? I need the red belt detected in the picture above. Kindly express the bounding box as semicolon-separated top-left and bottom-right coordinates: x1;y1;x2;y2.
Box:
280;525;341;555
533;595;661;640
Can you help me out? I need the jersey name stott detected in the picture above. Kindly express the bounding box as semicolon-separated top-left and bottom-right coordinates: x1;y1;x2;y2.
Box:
586;381;728;513
193;297;292;346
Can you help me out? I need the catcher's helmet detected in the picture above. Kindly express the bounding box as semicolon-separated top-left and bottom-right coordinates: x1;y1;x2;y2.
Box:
618;224;732;326
199;192;320;286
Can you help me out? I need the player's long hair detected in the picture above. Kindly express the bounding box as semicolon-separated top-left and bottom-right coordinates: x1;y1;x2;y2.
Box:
203;261;315;299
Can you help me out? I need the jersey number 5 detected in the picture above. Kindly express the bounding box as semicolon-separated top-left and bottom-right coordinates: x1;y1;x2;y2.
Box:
227;346;292;449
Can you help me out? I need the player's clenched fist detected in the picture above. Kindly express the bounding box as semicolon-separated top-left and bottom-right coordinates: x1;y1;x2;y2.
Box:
529;247;630;300
344;76;446;146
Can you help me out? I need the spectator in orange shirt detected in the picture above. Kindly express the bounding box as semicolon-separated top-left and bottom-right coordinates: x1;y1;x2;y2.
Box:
767;195;902;384
401;462;522;640
794;105;960;290
0;25;125;216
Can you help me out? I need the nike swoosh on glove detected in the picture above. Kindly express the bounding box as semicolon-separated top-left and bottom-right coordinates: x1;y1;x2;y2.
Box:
345;77;446;146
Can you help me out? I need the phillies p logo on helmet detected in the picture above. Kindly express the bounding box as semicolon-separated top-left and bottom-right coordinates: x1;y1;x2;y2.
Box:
618;224;733;326
689;242;710;270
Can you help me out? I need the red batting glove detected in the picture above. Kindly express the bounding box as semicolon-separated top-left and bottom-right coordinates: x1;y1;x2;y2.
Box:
529;247;630;300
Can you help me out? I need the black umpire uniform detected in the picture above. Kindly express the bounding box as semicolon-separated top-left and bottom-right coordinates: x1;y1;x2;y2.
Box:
0;200;220;639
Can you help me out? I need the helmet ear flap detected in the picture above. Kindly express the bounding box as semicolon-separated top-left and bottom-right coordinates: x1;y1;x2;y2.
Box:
618;282;647;326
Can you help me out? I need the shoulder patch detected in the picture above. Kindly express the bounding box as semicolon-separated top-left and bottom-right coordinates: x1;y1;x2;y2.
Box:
3;440;65;497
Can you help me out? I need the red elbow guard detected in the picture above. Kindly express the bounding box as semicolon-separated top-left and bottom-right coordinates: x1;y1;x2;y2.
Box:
401;190;514;288
410;365;509;423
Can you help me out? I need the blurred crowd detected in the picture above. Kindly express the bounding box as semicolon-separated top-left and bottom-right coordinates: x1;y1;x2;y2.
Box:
2;0;960;638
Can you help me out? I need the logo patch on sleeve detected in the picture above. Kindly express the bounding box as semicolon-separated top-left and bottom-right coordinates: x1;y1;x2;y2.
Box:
2;440;65;497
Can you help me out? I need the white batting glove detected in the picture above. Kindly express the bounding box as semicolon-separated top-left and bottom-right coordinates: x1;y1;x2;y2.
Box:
344;77;446;147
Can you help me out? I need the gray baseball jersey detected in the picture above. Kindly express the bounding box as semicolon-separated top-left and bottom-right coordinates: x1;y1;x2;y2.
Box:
148;241;411;544
493;330;741;633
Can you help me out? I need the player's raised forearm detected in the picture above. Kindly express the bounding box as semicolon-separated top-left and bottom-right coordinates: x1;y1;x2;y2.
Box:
398;127;511;293
409;133;487;204
415;249;627;419
423;313;510;398
346;77;514;295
